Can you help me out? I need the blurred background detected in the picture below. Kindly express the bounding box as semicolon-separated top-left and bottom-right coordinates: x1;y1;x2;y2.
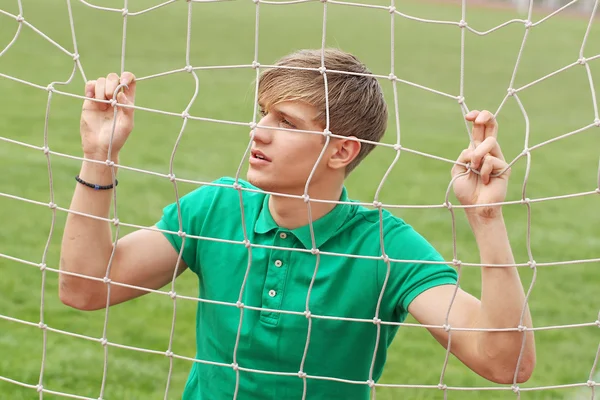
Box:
0;0;599;399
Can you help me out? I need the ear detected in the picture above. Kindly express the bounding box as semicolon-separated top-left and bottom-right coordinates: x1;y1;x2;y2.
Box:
327;136;361;171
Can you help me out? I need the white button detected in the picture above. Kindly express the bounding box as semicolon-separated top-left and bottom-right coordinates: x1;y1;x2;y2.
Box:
274;260;282;267
268;290;276;297
280;232;287;239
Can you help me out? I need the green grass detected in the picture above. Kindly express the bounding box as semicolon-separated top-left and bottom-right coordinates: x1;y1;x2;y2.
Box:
1;0;599;399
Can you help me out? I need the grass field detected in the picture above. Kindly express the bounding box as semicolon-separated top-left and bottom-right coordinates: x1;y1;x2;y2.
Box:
1;0;599;399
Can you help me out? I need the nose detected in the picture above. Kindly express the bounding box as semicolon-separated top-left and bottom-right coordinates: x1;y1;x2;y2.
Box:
250;115;273;144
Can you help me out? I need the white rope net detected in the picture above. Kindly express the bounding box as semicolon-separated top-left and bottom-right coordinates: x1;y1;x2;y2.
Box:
0;0;599;399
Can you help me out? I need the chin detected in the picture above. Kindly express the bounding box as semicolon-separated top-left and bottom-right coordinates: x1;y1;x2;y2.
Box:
246;170;296;195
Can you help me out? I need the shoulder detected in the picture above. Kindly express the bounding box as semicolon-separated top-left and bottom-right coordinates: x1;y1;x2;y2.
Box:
347;203;440;259
179;176;264;208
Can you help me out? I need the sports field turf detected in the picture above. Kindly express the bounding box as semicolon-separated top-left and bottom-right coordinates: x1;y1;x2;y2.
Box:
0;0;599;399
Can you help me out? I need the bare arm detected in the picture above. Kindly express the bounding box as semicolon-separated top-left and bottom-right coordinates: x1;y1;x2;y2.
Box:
59;72;187;311
408;216;535;384
408;110;535;384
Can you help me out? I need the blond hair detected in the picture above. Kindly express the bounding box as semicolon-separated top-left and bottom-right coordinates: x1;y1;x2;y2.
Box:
257;48;388;175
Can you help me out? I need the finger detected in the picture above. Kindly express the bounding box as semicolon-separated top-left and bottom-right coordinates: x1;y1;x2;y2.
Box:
480;155;510;185
95;78;108;111
451;148;472;177
120;72;136;104
468;110;485;146
475;110;498;139
471;136;504;169
465;110;479;122
105;73;119;100
83;80;96;108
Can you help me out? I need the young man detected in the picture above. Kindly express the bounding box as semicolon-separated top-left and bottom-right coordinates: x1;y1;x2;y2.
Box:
60;48;536;399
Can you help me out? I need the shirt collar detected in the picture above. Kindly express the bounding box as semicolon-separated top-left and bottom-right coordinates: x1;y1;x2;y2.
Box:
254;187;352;249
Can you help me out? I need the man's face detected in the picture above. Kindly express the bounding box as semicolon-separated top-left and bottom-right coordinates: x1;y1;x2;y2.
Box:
246;100;334;195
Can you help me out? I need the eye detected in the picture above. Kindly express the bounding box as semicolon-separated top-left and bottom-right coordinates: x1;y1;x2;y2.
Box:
280;118;296;129
258;108;267;117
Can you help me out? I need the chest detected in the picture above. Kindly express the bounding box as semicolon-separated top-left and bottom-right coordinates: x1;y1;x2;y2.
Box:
195;231;387;325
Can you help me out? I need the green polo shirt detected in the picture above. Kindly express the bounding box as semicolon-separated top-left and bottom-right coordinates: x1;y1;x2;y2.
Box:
156;177;458;400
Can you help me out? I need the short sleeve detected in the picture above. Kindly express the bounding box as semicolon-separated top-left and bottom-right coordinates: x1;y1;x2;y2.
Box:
155;180;224;274
385;222;459;316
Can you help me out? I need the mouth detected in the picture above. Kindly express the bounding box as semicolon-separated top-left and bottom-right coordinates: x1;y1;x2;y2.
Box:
250;149;271;162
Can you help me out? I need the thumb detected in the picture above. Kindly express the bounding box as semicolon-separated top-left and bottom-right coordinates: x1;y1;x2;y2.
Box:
117;92;134;118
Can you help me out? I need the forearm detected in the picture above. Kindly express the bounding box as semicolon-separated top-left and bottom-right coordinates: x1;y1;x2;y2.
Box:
59;156;119;304
469;213;535;379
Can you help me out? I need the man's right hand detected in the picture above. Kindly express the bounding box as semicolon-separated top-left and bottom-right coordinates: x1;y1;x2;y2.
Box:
80;72;136;161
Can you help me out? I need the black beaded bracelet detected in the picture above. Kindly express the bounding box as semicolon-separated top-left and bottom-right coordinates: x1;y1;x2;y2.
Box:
75;175;118;190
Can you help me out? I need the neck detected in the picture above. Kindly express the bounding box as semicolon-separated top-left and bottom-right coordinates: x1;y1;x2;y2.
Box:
268;179;344;230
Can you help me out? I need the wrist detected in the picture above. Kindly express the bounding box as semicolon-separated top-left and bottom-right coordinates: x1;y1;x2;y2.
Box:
83;150;119;163
467;211;506;236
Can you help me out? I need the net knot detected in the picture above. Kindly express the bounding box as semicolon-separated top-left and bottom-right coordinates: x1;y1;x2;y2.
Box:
72;53;80;61
594;320;600;328
304;310;312;318
578;57;587;65
42;146;50;155
373;200;383;208
517;324;527;332
594;118;600;127
521;197;531;205
388;6;396;14
457;96;464;104
112;218;120;226
310;248;320;255
253;0;260;4
507;88;516;96
102;277;111;284
381;254;390;263
16;15;24;23
100;338;108;346
442;324;451;332
168;290;176;299
36;384;43;393
458;20;467;28
251;61;260;69
38;322;48;330
388;73;397;81
181;111;190;119
177;230;186;238
302;194;310;203
168;173;176;182
121;8;128;17
236;301;244;309
587;380;596;387
528;260;537;269
444;201;452;210
524;20;532;28
184;65;193;73
46;84;55;92
372;317;381;325
243;239;251;248
39;263;47;271
452;259;461;267
511;385;520;393
231;363;239;371
318;66;326;74
298;371;307;379
105;160;115;167
393;143;402;151
165;350;174;357
323;129;332;138
367;380;375;388
109;99;117;108
249;122;257;130
437;383;447;390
